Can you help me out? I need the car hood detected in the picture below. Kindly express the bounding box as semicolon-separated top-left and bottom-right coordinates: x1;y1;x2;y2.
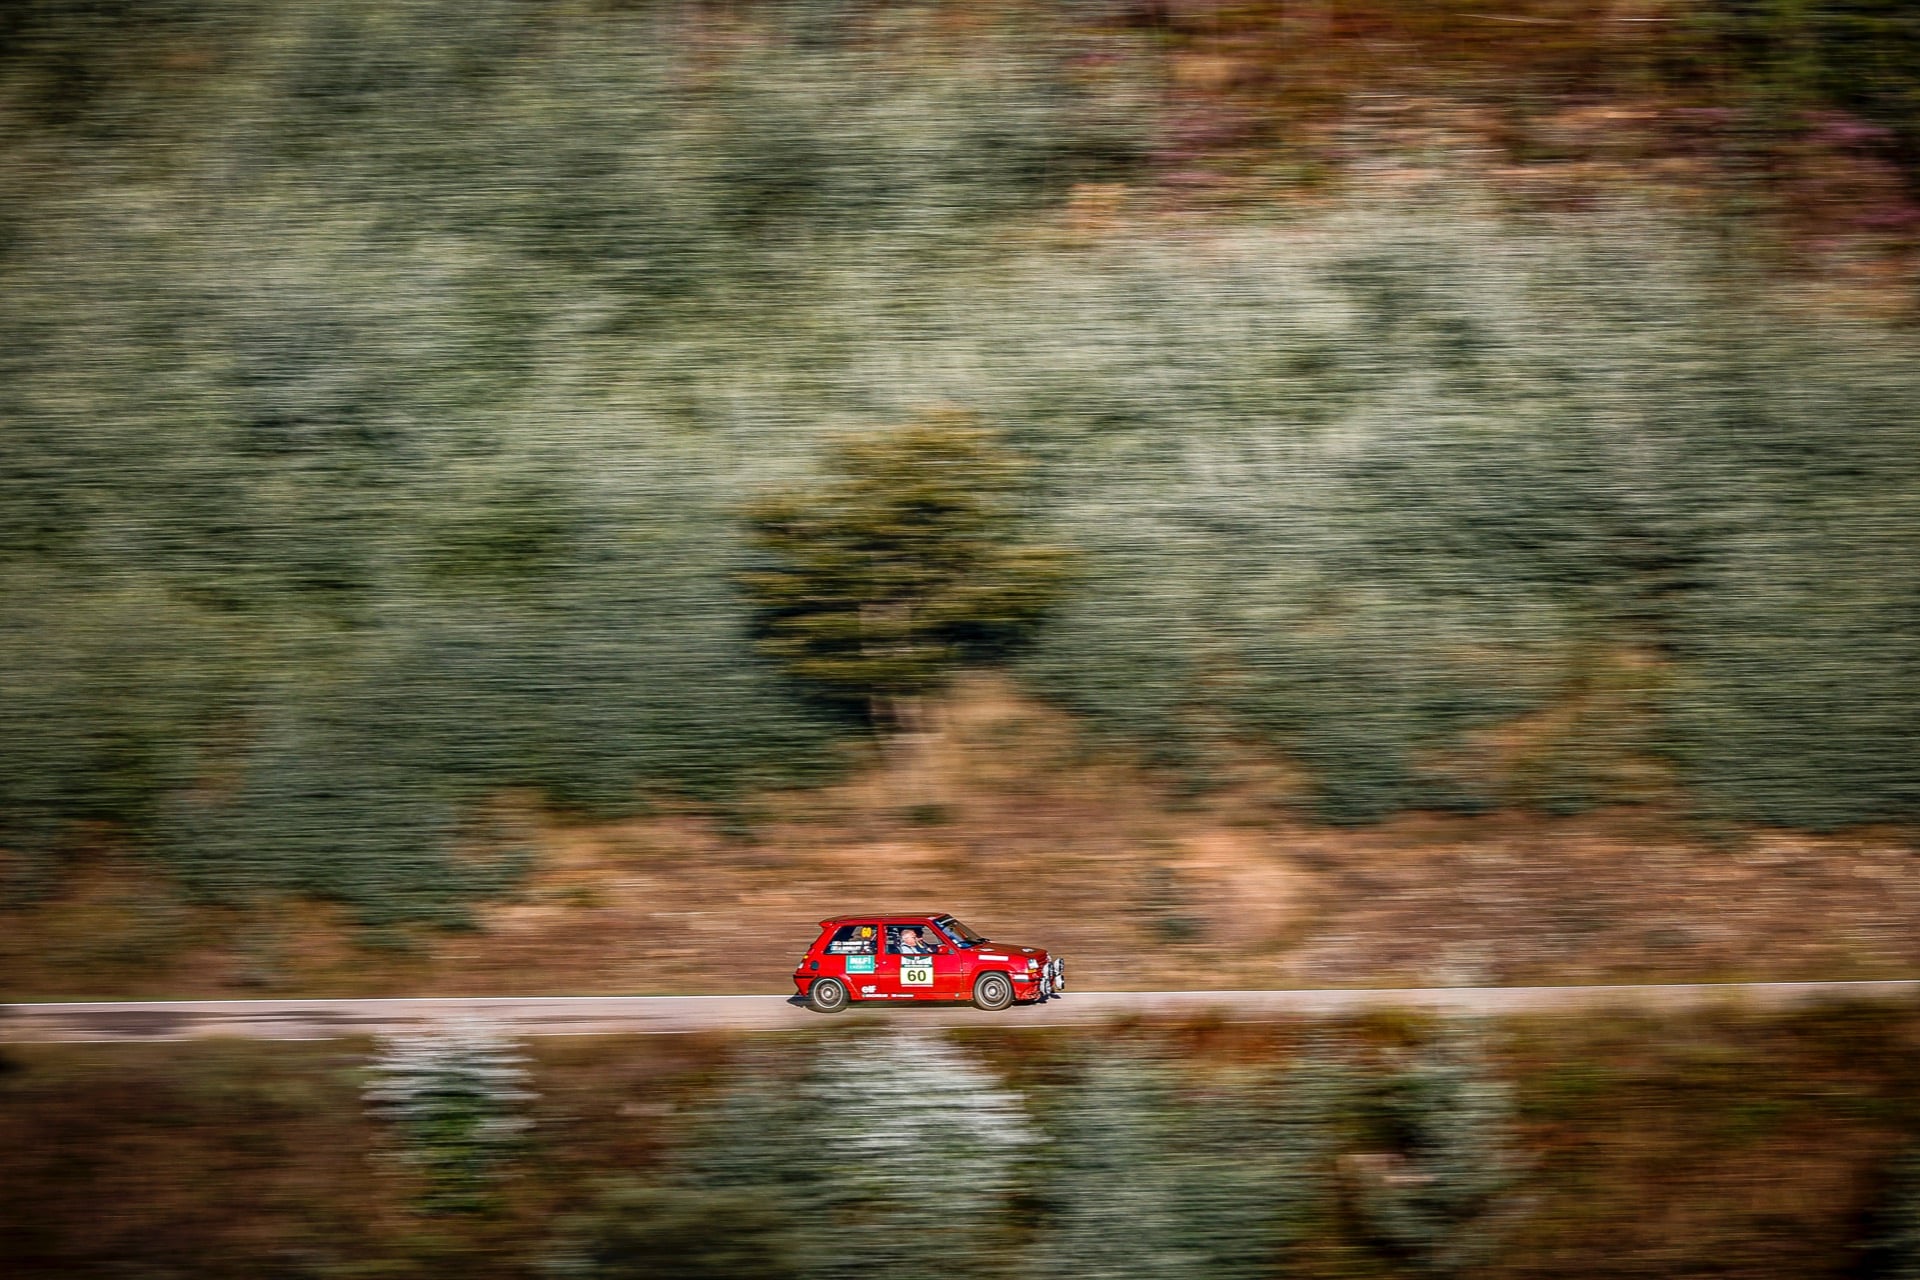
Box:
972;943;1048;962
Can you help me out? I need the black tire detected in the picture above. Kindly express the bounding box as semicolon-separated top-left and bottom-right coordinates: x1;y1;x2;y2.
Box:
808;977;850;1013
972;972;1014;1011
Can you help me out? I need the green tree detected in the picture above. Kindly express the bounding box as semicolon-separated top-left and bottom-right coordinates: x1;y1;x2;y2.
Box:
740;414;1069;727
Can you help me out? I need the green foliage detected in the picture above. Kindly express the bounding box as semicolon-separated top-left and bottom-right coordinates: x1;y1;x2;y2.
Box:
545;1184;797;1280
0;0;1143;914
363;1023;536;1215
741;416;1071;719
692;1029;1039;1280
1866;1144;1920;1280
990;209;1920;824
0;579;235;846
1352;1023;1520;1274
1031;1042;1344;1279
5;0;1920;930
1665;488;1920;828
1685;1;1920;180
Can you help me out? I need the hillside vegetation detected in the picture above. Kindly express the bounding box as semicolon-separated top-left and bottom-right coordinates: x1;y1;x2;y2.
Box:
2;0;1918;925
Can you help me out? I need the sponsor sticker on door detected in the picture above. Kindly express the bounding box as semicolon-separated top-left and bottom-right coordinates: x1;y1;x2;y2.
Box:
845;955;875;974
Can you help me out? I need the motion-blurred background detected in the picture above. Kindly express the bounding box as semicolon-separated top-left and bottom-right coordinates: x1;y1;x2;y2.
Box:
5;1;1920;1275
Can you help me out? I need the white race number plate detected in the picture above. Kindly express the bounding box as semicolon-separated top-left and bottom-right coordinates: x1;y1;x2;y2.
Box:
900;961;934;987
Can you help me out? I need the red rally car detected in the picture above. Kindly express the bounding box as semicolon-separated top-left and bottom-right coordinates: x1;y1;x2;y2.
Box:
794;913;1064;1013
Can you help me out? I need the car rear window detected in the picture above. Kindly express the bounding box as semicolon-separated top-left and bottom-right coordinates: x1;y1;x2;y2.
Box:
823;923;876;955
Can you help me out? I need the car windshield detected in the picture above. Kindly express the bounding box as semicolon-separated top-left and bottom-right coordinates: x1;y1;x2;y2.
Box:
934;916;985;947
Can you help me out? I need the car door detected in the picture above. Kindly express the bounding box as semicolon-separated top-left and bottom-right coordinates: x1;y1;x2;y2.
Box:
930;916;992;998
924;921;973;999
877;922;942;1000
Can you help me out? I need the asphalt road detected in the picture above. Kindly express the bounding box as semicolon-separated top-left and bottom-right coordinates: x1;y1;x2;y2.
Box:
4;981;1919;1042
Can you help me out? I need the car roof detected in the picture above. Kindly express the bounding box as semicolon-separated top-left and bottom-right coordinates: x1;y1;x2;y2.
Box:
817;914;945;928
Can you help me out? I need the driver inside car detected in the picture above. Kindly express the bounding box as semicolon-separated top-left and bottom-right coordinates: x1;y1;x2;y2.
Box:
892;926;936;955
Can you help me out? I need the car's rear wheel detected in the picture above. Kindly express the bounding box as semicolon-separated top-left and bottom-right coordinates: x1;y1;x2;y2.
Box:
972;972;1014;1011
808;977;850;1013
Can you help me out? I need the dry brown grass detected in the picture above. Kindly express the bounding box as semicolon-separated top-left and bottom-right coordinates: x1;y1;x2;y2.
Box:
4;673;1917;1001
1063;0;1920;312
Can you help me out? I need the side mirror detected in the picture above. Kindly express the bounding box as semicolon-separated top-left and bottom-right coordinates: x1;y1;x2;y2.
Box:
937;943;954;955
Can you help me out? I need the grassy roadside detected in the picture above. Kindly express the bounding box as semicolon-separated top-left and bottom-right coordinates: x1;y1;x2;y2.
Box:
3;1003;1918;1278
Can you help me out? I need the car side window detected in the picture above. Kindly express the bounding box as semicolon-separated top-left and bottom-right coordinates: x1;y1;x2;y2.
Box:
887;924;938;955
824;924;876;955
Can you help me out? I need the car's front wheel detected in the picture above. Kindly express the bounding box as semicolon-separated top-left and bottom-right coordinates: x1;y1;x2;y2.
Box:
972;972;1014;1011
807;977;850;1013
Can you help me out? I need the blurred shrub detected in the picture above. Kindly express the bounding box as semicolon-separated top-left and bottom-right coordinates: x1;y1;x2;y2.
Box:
546;1182;796;1280
0;579;234;849
1682;1;1920;182
987;209;1920;824
741;415;1070;723
0;0;1151;918
1866;1143;1920;1280
692;1028;1039;1279
1031;1042;1344;1278
363;1022;536;1215
1350;1022;1520;1274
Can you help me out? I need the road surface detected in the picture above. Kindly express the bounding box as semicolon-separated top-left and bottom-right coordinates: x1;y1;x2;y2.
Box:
4;981;1918;1042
